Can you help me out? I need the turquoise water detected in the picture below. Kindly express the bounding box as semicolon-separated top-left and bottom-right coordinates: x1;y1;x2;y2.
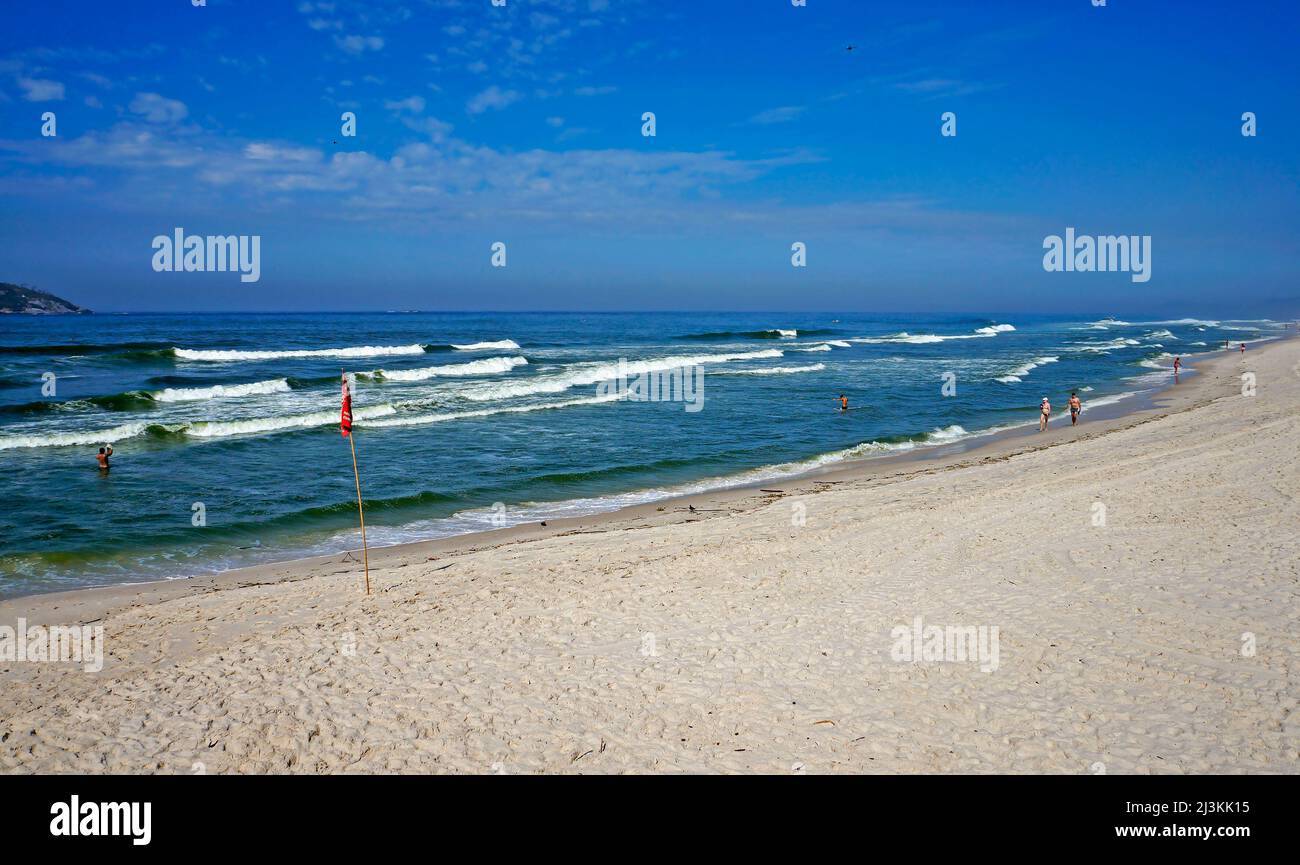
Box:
0;312;1282;596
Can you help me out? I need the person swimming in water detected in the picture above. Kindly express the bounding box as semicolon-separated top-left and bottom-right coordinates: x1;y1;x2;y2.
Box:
1068;391;1082;426
96;445;113;472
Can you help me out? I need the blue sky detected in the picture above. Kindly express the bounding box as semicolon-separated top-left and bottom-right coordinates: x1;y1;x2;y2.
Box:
0;0;1296;314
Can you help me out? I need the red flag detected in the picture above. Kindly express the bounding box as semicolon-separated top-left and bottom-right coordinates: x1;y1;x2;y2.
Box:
340;372;353;437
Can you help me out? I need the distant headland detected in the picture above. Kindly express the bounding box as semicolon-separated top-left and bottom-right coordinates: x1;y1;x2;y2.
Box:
0;283;91;315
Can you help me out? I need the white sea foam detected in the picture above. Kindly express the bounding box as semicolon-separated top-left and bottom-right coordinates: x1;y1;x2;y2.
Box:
1070;337;1141;353
185;404;397;438
1083;390;1139;408
850;332;959;344
725;363;826;376
794;343;833;352
152;378;292;402
850;323;1015;344
1138;318;1219;327
174;344;426;362
457;349;784;402
371;356;527;381
363;393;624;428
925;424;970;442
450;340;521;350
0;422;152;450
995;356;1059;383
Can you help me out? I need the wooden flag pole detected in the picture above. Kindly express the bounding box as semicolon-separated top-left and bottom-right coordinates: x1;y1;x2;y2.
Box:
343;369;370;595
348;431;370;595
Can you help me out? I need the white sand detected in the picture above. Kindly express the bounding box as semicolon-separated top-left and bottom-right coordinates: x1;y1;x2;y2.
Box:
2;339;1297;774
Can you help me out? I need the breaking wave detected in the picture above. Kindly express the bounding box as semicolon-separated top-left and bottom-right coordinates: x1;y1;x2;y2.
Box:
723;363;826;376
153;378;292;402
366;356;528;382
455;349;783;402
995;356;1059;383
850;324;1016;345
174;344;428;362
450;340;521;351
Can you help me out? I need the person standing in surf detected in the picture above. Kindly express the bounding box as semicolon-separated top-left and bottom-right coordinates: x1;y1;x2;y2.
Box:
1039;397;1051;432
837;394;848;412
96;445;113;472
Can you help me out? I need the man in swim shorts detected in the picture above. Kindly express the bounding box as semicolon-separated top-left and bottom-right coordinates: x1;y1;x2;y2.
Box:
96;445;112;472
838;394;848;412
1068;391;1081;426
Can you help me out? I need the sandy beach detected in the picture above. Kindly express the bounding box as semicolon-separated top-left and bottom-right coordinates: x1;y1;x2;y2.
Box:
2;337;1297;774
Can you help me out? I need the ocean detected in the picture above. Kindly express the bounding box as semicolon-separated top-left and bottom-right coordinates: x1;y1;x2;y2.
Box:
0;312;1282;597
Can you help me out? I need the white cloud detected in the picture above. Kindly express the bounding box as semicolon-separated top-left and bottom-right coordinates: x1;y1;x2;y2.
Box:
466;85;521;114
334;34;384;55
18;77;65;101
748;106;805;125
244;142;321;163
385;95;426;114
128;92;187;123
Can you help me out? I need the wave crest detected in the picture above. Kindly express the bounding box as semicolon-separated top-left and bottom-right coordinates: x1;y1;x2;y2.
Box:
174;344;427;362
369;356;528;381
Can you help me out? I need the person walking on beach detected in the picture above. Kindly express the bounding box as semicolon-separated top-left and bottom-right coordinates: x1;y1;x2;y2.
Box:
837;394;848;412
1039;397;1051;432
96;445;112;472
1173;356;1181;376
1068;391;1082;426
1240;342;1246;354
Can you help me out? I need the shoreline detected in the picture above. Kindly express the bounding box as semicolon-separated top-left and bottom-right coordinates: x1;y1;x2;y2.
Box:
3;338;1277;620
